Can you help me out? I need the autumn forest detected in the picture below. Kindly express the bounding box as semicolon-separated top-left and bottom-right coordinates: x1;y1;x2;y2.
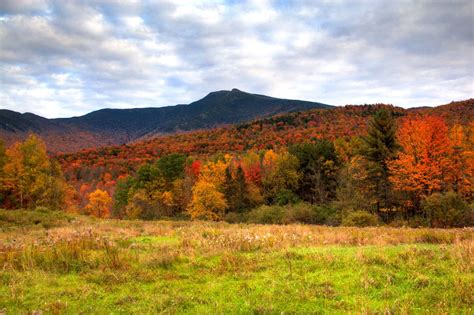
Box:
1;99;472;228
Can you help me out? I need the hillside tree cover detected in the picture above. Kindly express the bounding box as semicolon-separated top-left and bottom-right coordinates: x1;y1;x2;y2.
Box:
0;103;472;228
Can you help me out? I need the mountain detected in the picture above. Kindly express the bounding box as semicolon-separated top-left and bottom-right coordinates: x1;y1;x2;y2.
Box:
0;89;332;152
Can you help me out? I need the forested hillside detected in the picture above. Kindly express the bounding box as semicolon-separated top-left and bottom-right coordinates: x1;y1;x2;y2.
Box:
0;99;472;228
0;89;330;153
28;99;469;227
57;99;473;185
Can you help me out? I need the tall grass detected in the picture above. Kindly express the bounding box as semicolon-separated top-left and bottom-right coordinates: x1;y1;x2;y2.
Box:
0;210;472;313
0;229;130;273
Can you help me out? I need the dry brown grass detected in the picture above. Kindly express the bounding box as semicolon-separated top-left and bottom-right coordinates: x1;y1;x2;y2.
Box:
1;214;473;313
1;218;472;273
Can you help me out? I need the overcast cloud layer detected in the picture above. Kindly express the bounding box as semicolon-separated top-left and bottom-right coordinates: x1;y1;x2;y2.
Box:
0;0;473;118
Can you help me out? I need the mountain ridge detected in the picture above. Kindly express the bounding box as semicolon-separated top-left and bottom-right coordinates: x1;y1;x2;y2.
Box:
0;89;332;152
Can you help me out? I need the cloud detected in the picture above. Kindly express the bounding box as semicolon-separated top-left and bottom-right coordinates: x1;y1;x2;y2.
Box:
0;0;472;118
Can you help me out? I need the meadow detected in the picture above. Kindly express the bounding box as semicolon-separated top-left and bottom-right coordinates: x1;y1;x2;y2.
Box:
0;209;472;314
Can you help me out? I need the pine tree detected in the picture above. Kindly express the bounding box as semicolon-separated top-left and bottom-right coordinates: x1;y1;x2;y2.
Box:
362;109;400;214
289;140;340;204
234;166;251;212
223;166;251;213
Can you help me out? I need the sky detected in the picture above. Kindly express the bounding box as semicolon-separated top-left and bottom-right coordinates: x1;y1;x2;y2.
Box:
0;0;473;118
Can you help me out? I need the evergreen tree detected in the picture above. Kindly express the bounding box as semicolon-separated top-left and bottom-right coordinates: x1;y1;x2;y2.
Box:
223;166;235;211
156;153;186;187
234;166;251;211
224;166;251;213
362;109;400;214
112;177;134;218
289;140;340;204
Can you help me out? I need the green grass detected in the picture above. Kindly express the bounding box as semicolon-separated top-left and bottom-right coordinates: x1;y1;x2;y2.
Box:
0;209;472;314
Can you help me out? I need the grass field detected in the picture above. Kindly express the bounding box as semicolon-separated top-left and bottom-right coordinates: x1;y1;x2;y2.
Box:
0;210;472;314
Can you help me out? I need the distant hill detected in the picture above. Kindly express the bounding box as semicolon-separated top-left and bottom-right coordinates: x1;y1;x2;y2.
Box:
56;99;473;188
0;89;332;152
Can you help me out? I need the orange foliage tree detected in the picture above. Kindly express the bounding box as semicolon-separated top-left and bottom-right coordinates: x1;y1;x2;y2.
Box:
187;157;230;220
2;134;67;209
447;123;473;199
85;189;112;218
388;116;453;211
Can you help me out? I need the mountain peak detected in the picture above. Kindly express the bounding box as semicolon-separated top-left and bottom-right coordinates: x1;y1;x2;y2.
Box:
0;89;333;152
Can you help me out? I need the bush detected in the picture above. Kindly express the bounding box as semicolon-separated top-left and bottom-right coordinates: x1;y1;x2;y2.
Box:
407;216;430;228
275;189;300;206
283;203;317;224
422;192;473;228
245;203;339;225
246;205;285;224
282;203;338;225
312;205;340;225
0;209;73;230
388;218;409;228
224;212;245;224
342;211;380;227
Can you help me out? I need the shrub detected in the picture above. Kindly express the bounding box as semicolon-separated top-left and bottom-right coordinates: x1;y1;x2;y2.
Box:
283;203;317;224
275;189;300;206
407;216;430;228
422;192;473;228
224;212;245;224
246;205;285;224
0;209;73;230
312;205;340;225
341;211;380;227
245;203;341;225
388;218;409;228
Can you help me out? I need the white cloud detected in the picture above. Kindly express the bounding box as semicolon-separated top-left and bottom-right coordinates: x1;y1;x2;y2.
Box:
0;0;472;118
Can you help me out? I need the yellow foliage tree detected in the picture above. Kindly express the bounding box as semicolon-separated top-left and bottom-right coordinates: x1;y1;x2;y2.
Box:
2;134;67;209
187;180;228;220
85;189;112;218
198;158;230;187
261;150;301;200
187;158;232;220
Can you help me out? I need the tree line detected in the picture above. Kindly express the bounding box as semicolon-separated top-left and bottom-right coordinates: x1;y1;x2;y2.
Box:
110;109;473;227
0;109;472;227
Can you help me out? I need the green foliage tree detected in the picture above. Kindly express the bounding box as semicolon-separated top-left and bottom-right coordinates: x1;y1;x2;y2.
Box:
261;150;301;204
422;192;473;227
224;166;252;212
362;109;400;214
134;163;163;191
113;154;189;219
156;153;186;187
289;140;340;204
112;177;134;218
